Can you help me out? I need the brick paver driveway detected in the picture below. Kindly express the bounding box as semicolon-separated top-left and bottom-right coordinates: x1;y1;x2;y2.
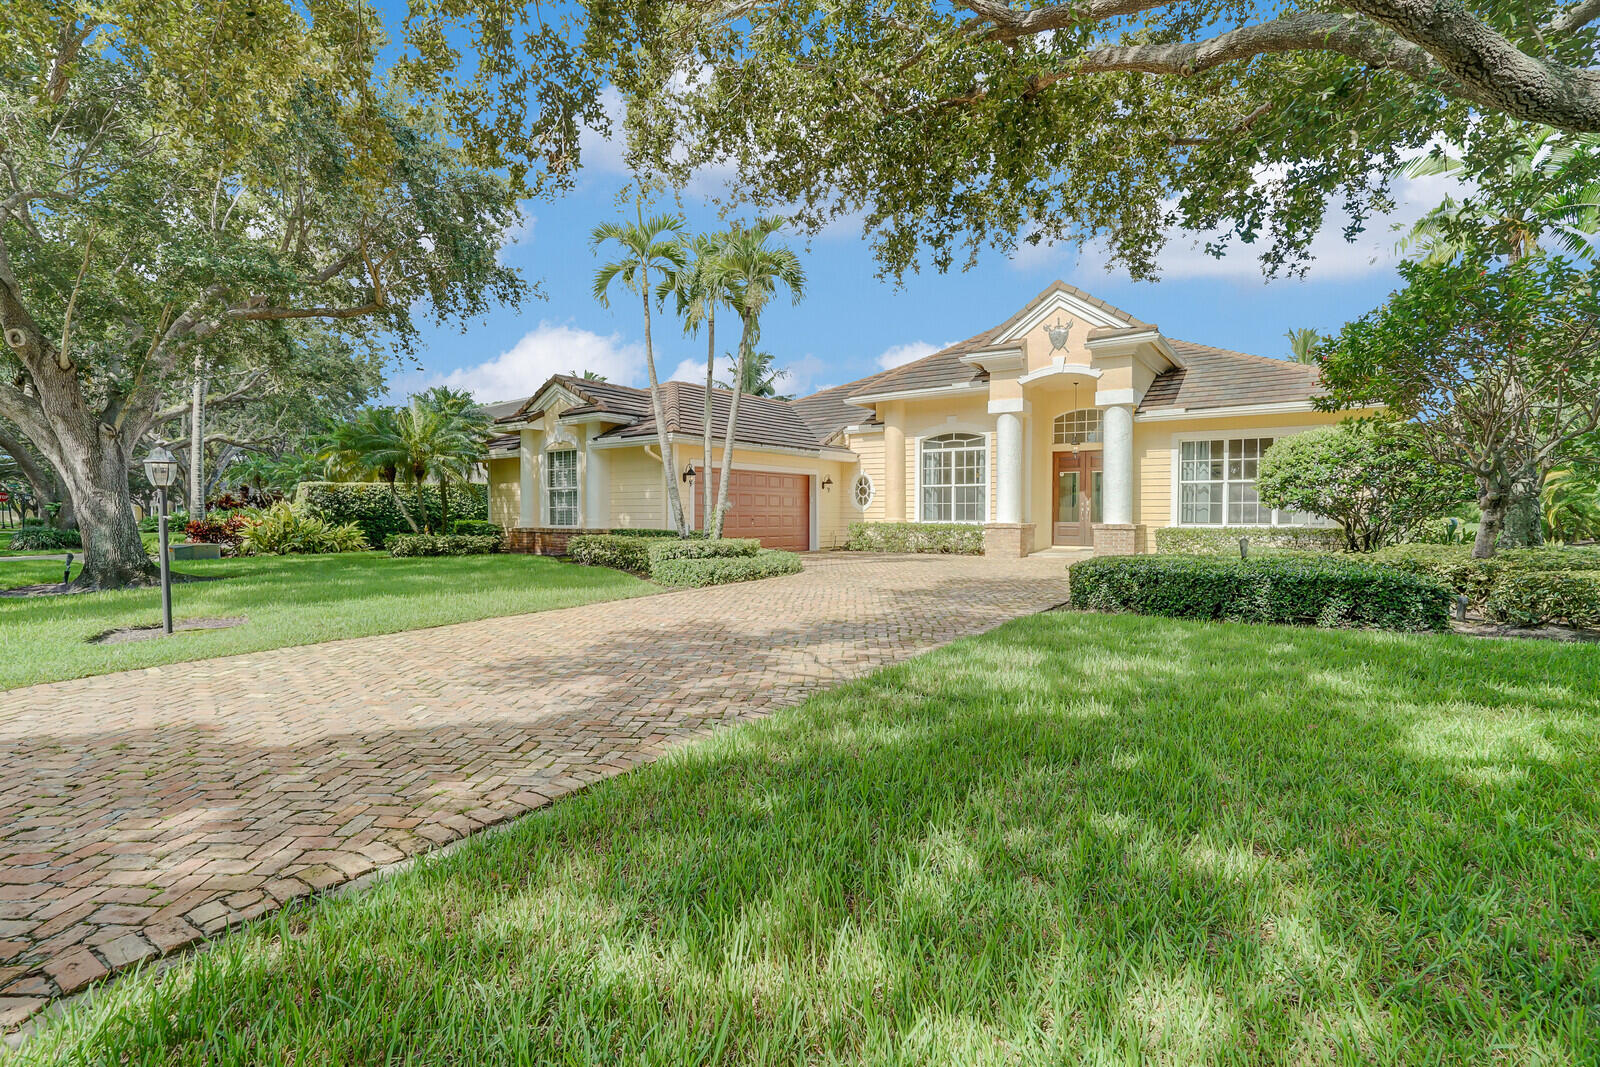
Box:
0;553;1069;1026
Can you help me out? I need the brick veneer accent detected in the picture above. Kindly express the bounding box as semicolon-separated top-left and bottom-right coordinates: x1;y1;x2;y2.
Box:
1091;523;1136;556
507;527;578;556
983;522;1035;559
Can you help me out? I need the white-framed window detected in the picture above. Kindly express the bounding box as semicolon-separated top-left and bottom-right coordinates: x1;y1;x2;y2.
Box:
920;432;987;523
546;448;578;527
1053;409;1102;445
851;472;875;511
1178;436;1321;526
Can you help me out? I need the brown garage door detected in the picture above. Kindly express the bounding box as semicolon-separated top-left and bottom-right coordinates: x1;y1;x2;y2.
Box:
695;469;810;551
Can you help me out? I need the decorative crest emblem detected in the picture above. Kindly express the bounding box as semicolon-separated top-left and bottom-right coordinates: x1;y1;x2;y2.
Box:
1046;316;1073;352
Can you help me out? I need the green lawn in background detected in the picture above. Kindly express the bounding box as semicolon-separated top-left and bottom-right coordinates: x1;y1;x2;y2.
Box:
18;611;1598;1064
0;551;654;690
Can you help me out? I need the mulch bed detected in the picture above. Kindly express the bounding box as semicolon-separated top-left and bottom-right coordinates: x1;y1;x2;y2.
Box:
89;616;248;645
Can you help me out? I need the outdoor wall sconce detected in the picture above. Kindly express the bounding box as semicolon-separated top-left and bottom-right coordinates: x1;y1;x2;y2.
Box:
820;477;833;491
681;463;696;483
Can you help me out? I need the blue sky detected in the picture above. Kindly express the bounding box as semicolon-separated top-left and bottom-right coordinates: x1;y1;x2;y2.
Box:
384;21;1461;406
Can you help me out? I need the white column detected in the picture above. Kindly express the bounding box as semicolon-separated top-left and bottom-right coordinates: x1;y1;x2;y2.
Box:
518;427;536;528
1102;403;1134;526
996;411;1023;525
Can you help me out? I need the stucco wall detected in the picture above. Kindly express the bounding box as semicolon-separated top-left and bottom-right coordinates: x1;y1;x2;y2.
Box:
487;456;520;529
893;395;998;524
1133;410;1354;548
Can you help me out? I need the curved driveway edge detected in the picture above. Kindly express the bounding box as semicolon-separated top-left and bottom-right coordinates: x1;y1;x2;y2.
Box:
0;553;1069;1028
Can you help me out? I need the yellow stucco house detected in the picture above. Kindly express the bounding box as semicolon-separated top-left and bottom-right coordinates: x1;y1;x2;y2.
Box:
486;281;1347;557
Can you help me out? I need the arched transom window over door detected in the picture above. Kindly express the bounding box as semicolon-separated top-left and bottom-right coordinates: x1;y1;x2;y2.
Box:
1053;409;1102;445
920;432;987;523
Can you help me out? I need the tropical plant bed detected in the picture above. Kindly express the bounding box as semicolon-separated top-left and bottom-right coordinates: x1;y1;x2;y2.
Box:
16;612;1598;1063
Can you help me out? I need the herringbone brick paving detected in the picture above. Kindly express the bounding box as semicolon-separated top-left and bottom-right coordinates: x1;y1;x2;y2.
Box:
0;553;1069;1027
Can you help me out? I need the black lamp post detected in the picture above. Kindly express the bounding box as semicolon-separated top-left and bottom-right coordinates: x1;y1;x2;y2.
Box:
142;445;178;634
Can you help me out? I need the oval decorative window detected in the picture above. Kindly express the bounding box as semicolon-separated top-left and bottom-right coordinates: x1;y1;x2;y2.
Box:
851;472;874;510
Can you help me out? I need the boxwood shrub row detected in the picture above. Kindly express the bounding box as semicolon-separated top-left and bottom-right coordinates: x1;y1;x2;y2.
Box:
1370;544;1600;613
1152;526;1346;554
1069;554;1451;632
569;532;800;586
1484;570;1600;628
387;533;501;558
650;548;803;587
845;522;984;555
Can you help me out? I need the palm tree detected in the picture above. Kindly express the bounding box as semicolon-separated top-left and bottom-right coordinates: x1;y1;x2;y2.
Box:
1543;467;1600;543
1396;130;1600;265
320;407;423;533
413;386;492;530
662;229;735;532
720;349;791;398
706;217;806;538
592;205;689;535
570;369;608;381
1284;328;1319;365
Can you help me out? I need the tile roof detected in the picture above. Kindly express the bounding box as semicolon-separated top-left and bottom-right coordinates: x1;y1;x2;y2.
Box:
603;381;831;452
788;378;885;441
1140;340;1322;411
491;285;1323;453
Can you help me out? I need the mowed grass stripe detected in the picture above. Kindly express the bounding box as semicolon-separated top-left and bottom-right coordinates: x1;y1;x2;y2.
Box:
15;612;1599;1064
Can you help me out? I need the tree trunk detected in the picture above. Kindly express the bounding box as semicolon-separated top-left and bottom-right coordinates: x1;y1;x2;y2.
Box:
639;282;688;535
388;476;421;533
188;358;207;518
54;420;157;589
0;424;73;530
1472;474;1512;559
702;306;715;533
439;473;450;531
711;315;757;539
1499;466;1544;548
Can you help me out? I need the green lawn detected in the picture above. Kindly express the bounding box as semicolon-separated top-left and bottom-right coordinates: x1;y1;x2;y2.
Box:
18;613;1598;1064
0;551;654;690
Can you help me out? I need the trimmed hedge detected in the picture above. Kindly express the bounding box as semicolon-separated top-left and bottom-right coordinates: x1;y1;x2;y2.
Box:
845;522;984;555
650;548;803;587
1371;544;1600;609
1485;570;1600;628
1153;526;1345;555
647;538;759;563
294;482;488;544
450;519;503;540
568;534;657;573
387;533;500;558
1068;554;1450;632
7;525;81;550
606;527;690;538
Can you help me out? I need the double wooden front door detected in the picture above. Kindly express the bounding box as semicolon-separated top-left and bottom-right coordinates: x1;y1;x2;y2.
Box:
1052;451;1103;546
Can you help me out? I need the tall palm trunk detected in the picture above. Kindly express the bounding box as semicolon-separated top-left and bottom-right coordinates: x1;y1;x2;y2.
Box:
711;314;757;538
702;305;715;532
640;283;688;535
188;354;207;518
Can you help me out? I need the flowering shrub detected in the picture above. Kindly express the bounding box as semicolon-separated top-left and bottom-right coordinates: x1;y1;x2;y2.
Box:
184;513;249;551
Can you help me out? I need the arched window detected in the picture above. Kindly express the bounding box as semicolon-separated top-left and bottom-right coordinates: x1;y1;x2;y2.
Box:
1053;409;1102;445
851;472;875;511
920;432;987;523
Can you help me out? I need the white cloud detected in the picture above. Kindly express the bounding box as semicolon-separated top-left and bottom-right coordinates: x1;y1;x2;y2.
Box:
667;357;708;385
430;321;646;403
778;354;829;396
1010;164;1468;283
875;340;945;370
